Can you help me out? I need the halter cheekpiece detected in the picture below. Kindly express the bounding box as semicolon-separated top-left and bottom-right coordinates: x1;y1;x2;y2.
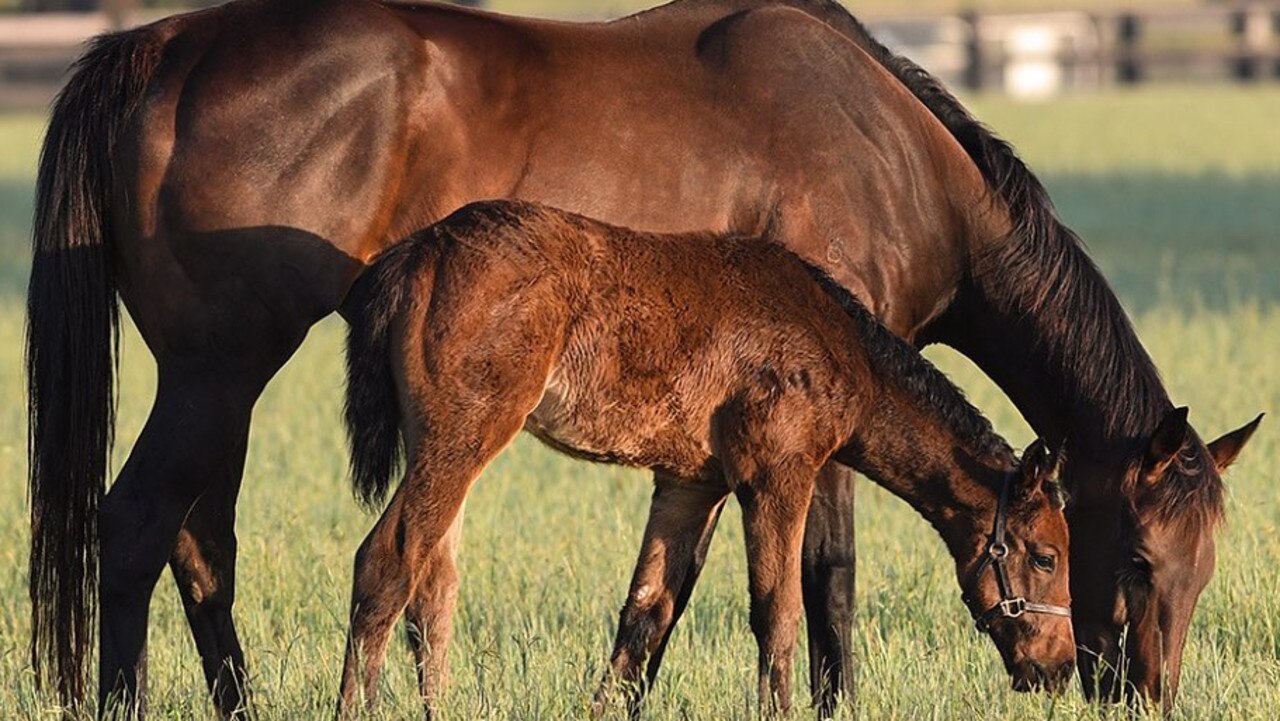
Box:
962;473;1072;634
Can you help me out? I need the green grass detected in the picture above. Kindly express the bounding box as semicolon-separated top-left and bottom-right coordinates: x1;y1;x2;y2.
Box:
0;86;1278;719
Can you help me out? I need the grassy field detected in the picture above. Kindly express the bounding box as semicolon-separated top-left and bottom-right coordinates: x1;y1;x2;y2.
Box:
0;85;1278;719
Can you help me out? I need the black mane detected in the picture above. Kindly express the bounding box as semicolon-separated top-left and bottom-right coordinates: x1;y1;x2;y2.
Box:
815;3;1223;522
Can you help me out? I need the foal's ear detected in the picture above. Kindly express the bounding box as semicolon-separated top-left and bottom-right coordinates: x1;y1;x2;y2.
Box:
1207;413;1264;472
1143;406;1190;481
1046;440;1067;480
1018;438;1058;494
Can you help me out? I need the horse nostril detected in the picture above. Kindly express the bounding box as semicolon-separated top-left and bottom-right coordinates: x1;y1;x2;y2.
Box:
1030;662;1049;685
1043;660;1076;693
1013;661;1050;692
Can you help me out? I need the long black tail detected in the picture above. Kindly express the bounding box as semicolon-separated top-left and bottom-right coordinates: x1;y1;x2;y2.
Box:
344;235;437;509
27;29;162;704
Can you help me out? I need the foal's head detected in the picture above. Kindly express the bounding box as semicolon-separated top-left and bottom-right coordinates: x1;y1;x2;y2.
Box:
959;440;1074;693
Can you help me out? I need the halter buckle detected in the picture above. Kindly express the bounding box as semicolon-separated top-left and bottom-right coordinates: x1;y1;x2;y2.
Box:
987;541;1009;560
997;597;1027;619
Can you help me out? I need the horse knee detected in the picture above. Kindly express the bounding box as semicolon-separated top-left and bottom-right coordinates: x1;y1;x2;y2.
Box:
171;530;237;608
351;532;392;594
352;514;422;608
748;602;774;643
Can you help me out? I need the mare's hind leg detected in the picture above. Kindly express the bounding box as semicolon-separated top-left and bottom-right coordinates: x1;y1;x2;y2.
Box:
99;359;283;720
802;462;857;717
169;469;252;719
734;459;819;717
404;508;466;715
591;477;728;717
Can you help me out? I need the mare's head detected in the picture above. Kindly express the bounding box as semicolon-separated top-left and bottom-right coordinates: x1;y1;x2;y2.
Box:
960;440;1075;693
1069;408;1262;711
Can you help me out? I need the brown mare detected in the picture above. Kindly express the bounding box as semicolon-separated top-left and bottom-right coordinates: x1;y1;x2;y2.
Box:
26;0;1261;717
338;200;1074;716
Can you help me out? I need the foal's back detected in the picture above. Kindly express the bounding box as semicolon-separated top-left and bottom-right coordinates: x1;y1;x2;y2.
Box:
379;200;864;480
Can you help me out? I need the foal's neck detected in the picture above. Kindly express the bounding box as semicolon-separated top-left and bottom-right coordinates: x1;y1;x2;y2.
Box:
834;379;1012;563
820;286;1015;561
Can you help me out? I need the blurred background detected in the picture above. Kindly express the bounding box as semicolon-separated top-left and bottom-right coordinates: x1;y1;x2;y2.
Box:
0;2;1276;719
3;0;1280;107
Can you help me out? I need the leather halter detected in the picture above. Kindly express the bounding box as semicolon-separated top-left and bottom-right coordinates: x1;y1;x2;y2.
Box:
962;474;1072;634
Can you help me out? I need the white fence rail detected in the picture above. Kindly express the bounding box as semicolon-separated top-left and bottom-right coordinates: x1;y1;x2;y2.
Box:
2;3;1279;110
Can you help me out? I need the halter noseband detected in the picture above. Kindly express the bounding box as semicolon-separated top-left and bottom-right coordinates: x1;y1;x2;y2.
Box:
962;474;1071;634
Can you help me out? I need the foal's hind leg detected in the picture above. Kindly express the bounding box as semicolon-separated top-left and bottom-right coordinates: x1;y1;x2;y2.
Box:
733;459;819;717
592;477;728;718
338;406;540;716
404;507;466;714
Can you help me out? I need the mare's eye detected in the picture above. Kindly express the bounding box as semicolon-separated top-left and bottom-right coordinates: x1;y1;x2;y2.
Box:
1129;553;1152;575
1030;553;1056;572
1118;550;1154;588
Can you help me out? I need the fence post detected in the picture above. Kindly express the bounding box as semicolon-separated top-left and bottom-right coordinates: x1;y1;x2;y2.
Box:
101;0;136;29
962;11;984;91
1231;4;1274;80
1117;12;1142;83
1274;8;1280;78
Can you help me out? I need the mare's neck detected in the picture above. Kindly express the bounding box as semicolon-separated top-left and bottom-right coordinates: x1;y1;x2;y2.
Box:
939;224;1173;463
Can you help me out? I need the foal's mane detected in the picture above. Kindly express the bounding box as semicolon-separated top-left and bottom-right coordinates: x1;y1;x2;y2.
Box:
791;255;1013;470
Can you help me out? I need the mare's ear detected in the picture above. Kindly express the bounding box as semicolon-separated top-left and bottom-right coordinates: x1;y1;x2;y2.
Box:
1207;413;1263;472
1142;407;1189;482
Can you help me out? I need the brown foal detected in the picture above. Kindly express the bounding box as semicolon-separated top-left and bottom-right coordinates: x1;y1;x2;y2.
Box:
339;201;1075;716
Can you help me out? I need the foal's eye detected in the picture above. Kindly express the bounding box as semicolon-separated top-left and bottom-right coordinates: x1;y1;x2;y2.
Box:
1030;553;1056;572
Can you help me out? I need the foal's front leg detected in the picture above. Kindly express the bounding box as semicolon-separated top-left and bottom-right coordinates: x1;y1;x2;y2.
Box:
735;460;818;717
592;477;728;718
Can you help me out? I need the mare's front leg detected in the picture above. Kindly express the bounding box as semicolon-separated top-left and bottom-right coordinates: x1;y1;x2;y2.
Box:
802;462;857;717
734;458;819;717
592;477;728;718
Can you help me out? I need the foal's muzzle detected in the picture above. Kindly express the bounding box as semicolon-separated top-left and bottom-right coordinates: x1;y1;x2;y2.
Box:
1012;658;1076;693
